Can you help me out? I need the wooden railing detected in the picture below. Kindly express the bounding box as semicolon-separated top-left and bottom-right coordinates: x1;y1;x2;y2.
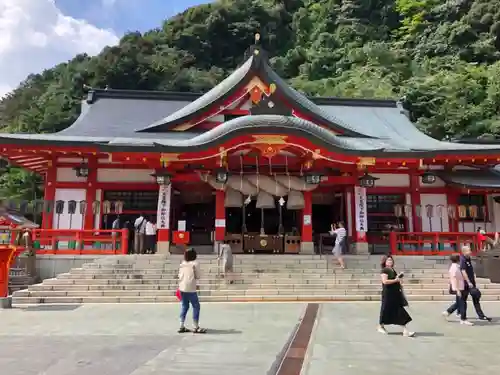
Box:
30;229;129;255
389;231;487;255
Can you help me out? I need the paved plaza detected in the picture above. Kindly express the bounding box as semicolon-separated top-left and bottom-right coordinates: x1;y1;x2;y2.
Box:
0;302;499;375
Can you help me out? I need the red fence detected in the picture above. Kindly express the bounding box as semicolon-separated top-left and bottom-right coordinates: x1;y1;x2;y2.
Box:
389;231;486;256
30;229;128;255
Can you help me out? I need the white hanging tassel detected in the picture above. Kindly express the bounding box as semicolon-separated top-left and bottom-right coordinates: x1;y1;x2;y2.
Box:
285;155;291;192
240;155;244;191
256;156;259;190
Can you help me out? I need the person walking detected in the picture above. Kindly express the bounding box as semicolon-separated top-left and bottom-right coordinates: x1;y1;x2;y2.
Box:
329;222;346;269
178;248;206;333
378;255;414;337
133;214;146;254
446;246;491;321
443;254;474;325
218;243;234;284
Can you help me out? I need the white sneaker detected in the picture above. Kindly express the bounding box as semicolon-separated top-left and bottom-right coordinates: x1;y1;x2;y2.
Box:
460;320;474;326
403;331;415;337
442;311;450;320
377;326;388;334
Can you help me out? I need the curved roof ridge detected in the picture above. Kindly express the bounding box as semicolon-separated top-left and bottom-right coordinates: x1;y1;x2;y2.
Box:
138;56;255;132
261;63;370;138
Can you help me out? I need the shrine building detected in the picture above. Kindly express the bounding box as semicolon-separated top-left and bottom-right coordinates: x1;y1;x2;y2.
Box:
2;39;500;255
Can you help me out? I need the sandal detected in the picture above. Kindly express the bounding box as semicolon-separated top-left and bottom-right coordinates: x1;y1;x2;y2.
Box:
192;327;207;334
178;327;191;333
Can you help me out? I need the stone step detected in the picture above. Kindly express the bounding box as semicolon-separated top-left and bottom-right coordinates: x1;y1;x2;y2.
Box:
61;270;451;278
72;266;450;274
12;294;500;305
40;276;479;286
81;262;448;268
24;281;500;292
14;285;500;298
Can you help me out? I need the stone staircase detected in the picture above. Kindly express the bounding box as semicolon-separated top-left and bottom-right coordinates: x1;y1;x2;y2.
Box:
11;254;500;304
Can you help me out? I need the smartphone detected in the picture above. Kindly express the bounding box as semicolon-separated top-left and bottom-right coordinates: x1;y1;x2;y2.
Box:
398;272;405;278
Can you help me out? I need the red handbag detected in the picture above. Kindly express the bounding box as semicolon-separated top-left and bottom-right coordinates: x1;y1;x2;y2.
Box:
175;289;181;301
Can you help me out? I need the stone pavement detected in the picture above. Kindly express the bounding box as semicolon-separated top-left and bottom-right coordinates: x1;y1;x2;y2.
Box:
304;302;500;375
0;302;500;375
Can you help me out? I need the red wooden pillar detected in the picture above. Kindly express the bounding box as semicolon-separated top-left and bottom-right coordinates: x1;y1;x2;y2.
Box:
84;155;97;230
215;190;226;242
42;157;56;229
410;174;422;232
301;191;313;253
0;246;16;302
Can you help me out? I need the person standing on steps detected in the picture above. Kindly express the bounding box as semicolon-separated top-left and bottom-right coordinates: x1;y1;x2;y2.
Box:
133;213;146;254
145;218;157;254
218;243;234;284
443;254;474;326
178;248;206;334
378;255;415;337
445;246;491;322
329;222;346;269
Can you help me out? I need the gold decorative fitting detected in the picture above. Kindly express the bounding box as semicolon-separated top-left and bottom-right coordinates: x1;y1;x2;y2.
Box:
160;153;179;162
252;135;287;144
269;83;277;94
254;49;260;55
357;157;376;166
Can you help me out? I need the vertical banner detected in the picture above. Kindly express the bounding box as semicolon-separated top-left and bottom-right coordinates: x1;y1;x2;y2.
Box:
156;184;171;230
354;186;368;241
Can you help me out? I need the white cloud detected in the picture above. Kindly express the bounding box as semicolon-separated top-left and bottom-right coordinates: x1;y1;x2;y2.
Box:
0;0;119;98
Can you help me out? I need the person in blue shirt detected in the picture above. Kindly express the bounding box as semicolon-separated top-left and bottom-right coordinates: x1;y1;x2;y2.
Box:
459;246;491;321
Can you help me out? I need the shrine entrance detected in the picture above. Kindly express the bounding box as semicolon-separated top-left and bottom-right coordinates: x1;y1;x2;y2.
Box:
171;183;215;252
312;191;346;254
225;197;301;254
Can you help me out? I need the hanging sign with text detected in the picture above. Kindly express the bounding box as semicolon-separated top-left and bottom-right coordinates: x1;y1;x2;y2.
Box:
354;186;368;240
156;184;171;229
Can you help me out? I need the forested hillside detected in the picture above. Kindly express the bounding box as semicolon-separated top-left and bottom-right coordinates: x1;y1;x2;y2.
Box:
2;0;500;199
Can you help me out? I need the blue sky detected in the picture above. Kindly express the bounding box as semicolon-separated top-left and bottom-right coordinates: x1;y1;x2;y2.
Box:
0;0;212;98
55;0;211;35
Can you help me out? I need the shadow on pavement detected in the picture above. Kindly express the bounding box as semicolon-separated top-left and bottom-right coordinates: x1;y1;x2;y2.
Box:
387;331;444;337
21;305;81;312
206;328;242;335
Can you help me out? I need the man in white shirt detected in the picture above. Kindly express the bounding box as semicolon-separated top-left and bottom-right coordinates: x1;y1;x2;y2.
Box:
145;219;157;254
134;214;147;254
329;221;346;269
111;216;120;250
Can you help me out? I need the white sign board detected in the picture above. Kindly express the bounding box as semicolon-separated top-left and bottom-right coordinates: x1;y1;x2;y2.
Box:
354;186;368;233
178;220;186;231
303;214;312;226
215;219;226;228
156;184;171;229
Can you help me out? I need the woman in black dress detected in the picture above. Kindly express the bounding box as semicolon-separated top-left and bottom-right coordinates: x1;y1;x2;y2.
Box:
378;255;415;337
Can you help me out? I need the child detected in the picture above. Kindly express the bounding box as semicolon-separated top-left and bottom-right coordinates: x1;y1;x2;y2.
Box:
178;248;206;333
